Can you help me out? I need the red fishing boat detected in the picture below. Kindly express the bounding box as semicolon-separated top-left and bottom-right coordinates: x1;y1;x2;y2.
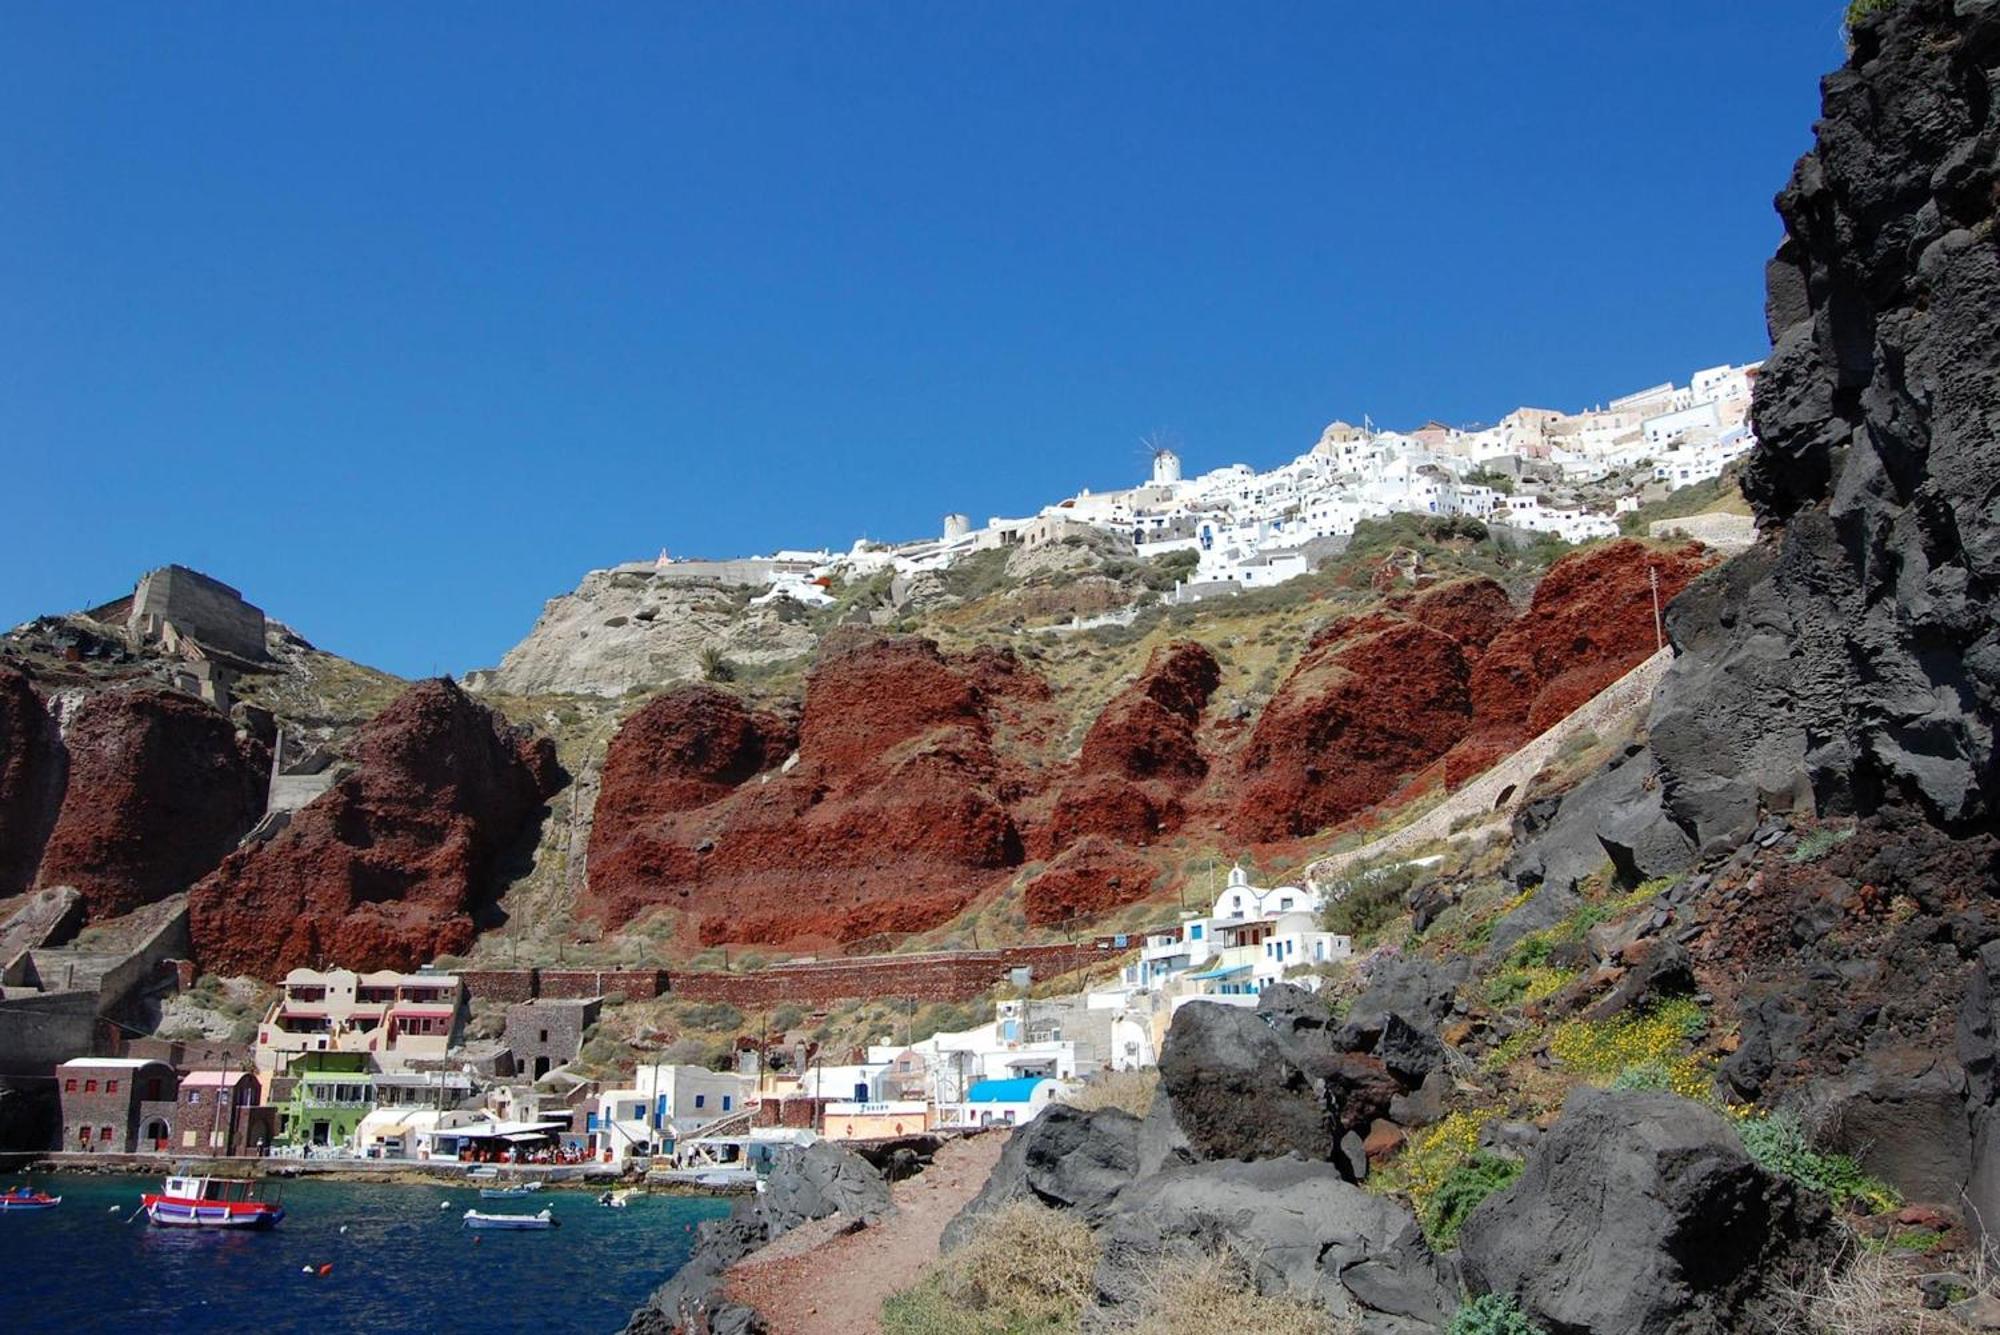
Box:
141;1174;284;1229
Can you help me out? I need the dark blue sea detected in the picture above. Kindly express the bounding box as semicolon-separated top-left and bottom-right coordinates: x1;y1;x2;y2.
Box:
2;1174;729;1334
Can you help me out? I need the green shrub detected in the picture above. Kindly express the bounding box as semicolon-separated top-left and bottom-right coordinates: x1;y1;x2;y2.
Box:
1510;935;1554;969
1789;826;1855;863
1846;0;1894;27
1449;1293;1546;1335
1608;1060;1677;1092
1423;1152;1522;1248
1140;548;1200;590
677;1001;744;1033
1324;861;1427;937
1737;1112;1898;1213
698;645;736;682
938;548;1015;602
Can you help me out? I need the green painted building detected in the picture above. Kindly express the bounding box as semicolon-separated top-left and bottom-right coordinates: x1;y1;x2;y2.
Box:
276;1052;375;1150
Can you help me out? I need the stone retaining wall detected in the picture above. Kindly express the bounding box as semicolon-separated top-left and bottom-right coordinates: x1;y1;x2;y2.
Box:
673;942;1117;1007
461;944;1120;1010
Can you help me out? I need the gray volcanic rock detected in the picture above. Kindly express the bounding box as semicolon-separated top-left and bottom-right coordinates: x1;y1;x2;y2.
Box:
1720;995;1815;1103
622;1211;770;1335
623;1140;889;1335
1509;745;1696;894
1156;1000;1343;1165
1256;981;1339;1046
1095;1156;1451;1333
942;1105;1141;1250
1961;940;2000;1239
1648;0;2000;848
1583;939;1697;1023
1337;957;1468;1048
1458;1089;1839;1335
1486;883;1580;959
1821;1052;1971;1204
760;1139;893;1230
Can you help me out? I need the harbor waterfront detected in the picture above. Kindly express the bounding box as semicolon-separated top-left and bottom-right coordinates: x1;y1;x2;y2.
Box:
1;1173;727;1334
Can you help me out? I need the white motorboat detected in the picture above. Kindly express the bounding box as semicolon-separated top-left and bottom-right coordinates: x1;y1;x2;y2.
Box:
462;1206;558;1230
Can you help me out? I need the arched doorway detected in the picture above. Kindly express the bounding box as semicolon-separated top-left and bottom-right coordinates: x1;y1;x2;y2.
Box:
142;1118;170;1151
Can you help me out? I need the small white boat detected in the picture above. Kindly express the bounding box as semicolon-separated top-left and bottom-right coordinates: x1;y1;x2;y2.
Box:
596;1189;635;1209
479;1182;544;1199
463;1207;558;1230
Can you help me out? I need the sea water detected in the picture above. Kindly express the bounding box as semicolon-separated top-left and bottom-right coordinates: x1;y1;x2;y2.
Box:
1;1174;729;1333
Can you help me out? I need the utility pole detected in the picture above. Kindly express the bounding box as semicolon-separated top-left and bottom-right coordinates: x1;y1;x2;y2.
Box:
1649;567;1664;652
211;1051;230;1159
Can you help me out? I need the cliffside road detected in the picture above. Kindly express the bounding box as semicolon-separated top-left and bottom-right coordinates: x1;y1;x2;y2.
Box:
725;1130;1010;1335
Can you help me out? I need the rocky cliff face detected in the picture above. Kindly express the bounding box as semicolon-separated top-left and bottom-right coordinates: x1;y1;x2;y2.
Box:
1231;602;1485;842
1650;0;2000;850
579;540;1704;948
34;689;269;919
1040;641;1219;853
477;571;818;698
1231;544;1703;844
0;666;62;899
188;678;563;977
1458;540;1709;775
584;634;1041;947
0;669;267;916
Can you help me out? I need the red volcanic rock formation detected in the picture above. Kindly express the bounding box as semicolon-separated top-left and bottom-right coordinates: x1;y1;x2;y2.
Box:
1039;642;1219;852
1077;641;1220;783
1230;602;1484;842
1023;836;1159;928
595;685;794;819
1389;576;1516;648
1444;541;1712;784
0;666;63;898
35;688;268;918
585;634;1038;948
1043;773;1184;851
1229;551;1717;841
189;679;562;979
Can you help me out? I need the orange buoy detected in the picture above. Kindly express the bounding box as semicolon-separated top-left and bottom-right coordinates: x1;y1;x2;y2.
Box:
318;1263;333;1277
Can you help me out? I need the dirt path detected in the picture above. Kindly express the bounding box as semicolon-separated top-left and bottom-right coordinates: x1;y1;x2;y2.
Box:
724;1131;1010;1335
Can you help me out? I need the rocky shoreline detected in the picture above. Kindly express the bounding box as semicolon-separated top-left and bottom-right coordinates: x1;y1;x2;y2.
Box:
10;1151;746;1197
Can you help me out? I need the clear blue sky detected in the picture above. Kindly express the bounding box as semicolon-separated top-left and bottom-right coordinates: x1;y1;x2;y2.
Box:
2;3;1847;678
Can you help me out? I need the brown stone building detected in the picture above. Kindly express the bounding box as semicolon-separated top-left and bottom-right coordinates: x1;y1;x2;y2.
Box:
57;1057;176;1152
171;1069;266;1155
503;997;600;1080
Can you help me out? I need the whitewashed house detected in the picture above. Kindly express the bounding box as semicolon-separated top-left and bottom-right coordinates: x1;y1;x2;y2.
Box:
591;1064;753;1166
939;1075;1069;1129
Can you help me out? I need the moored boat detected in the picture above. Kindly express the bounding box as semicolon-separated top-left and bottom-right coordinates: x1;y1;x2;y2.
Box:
463;1206;557;1230
141;1174;284;1229
0;1186;60;1211
478;1181;544;1199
